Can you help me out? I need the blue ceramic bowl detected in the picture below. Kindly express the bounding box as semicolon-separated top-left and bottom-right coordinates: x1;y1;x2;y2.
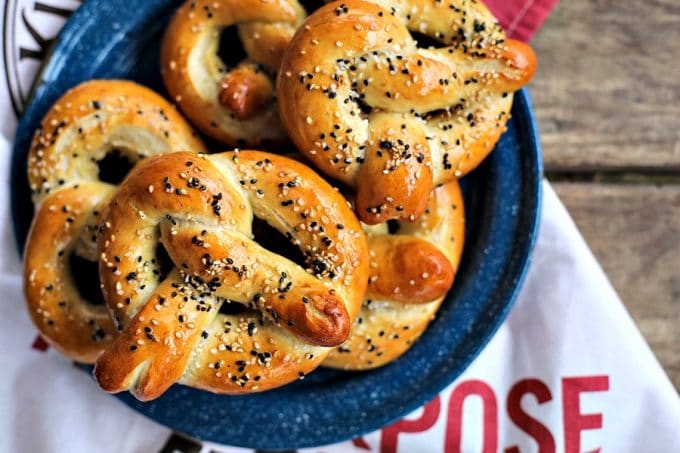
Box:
11;0;543;449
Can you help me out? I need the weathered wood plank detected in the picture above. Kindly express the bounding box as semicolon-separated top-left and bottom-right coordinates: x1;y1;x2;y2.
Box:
530;0;680;171
553;182;680;389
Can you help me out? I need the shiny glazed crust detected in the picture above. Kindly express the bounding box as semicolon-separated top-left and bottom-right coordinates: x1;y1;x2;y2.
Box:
94;151;369;400
277;0;536;224
161;0;306;145
324;180;465;369
23;80;206;363
24;182;117;363
27;79;206;204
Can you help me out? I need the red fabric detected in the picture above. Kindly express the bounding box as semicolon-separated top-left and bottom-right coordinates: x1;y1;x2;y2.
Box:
31;336;49;352
484;0;559;41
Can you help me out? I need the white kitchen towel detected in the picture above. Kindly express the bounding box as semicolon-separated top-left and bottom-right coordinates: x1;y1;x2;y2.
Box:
1;2;679;452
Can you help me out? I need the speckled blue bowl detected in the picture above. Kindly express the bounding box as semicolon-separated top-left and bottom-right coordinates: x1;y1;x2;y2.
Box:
11;0;543;449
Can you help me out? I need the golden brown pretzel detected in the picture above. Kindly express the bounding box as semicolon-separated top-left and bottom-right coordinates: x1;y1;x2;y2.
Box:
161;0;307;145
324;180;465;369
277;0;536;224
93;151;368;400
23;80;205;363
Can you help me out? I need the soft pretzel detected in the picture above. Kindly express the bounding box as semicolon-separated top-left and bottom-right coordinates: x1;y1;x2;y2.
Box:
23;80;206;362
161;0;307;145
277;0;536;224
324;180;464;369
93;151;368;400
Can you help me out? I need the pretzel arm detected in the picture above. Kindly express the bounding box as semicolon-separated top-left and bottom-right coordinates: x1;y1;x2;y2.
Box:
94;274;221;401
357;40;536;113
160;222;351;346
366;235;454;303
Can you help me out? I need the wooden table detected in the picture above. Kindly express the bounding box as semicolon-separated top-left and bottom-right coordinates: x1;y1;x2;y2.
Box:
530;0;679;388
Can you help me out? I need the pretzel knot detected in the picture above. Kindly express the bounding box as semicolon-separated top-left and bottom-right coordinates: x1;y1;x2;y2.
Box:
277;0;536;224
94;151;368;400
324;180;465;369
23;80;205;362
161;0;306;145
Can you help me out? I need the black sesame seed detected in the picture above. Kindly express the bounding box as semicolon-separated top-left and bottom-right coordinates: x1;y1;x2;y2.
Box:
379;140;393;150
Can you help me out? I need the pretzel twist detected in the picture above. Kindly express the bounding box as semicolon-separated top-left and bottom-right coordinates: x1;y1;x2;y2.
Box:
94;151;368;400
277;0;536;224
23;80;205;362
161;0;306;145
324;179;465;369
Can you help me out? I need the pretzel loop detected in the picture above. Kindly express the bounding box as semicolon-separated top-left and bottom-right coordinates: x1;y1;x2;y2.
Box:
94;151;368;400
24;183;117;363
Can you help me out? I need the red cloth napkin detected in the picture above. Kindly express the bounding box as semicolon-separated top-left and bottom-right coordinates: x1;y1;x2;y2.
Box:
485;0;558;41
